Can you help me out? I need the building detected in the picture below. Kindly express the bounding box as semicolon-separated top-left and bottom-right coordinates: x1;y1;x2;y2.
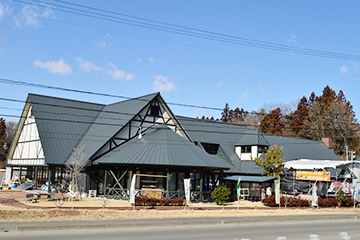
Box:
6;93;341;200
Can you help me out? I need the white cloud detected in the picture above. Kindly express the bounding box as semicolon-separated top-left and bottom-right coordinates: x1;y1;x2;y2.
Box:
76;57;102;72
258;85;268;92
34;59;72;76
14;5;40;28
339;64;351;76
216;82;224;89
287;35;297;44
41;7;55;19
239;89;250;101
0;3;11;21
95;34;117;48
13;5;54;28
107;63;135;80
152;75;177;92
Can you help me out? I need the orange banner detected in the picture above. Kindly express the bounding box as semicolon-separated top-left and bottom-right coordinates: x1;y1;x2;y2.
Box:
296;170;331;182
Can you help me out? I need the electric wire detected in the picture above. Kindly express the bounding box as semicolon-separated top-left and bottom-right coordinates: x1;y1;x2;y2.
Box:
4;5;359;78
17;0;360;61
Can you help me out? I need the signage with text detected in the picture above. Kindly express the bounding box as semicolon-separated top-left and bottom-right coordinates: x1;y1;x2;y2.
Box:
296;170;331;182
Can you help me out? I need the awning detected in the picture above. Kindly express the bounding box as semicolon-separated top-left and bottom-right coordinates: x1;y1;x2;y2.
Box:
284;159;352;170
224;175;277;183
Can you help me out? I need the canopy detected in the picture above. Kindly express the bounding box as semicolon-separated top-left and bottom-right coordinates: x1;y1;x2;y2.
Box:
284;159;352;170
224;175;276;183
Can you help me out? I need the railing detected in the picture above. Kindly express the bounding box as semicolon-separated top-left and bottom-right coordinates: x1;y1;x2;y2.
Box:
104;187;129;200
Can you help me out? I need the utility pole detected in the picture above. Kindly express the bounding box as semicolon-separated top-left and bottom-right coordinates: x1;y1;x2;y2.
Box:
345;145;349;161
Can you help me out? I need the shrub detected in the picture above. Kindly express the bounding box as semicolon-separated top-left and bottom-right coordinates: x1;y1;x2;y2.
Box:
336;188;348;207
317;197;337;207
262;195;358;208
261;196;310;207
135;197;185;206
211;185;231;205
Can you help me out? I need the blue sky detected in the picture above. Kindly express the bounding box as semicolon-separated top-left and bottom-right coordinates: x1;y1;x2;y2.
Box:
1;1;359;122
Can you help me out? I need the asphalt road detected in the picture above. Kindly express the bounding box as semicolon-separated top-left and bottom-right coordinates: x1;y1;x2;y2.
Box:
1;218;359;240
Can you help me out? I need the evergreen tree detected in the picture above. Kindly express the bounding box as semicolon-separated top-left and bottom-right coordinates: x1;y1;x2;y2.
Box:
260;108;285;135
221;103;232;123
0;118;7;166
303;85;359;159
251;144;285;177
290;96;309;136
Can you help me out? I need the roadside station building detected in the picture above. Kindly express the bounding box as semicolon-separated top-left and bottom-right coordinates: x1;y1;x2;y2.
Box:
6;93;341;201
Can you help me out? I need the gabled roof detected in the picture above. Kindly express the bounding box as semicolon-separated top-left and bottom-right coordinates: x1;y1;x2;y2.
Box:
236;129;270;146
28;94;104;165
76;93;159;161
263;134;340;161
176;116;265;175
93;124;230;170
224;175;277;183
176;116;340;175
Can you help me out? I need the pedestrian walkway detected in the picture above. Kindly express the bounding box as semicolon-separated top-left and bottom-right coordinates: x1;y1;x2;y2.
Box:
0;190;31;209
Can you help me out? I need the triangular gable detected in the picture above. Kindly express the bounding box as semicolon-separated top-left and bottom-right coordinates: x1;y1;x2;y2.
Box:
75;93;190;163
8;104;45;165
8;94;105;165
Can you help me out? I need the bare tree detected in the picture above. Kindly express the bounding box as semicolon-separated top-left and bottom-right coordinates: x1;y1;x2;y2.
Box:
65;144;89;195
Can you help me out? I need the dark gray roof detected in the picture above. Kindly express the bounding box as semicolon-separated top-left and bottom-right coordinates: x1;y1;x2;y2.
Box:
29;94;104;165
176;116;340;175
76;93;158;161
93;124;230;170
236;129;270;146
176;116;265;175
224;175;277;182
263;134;340;161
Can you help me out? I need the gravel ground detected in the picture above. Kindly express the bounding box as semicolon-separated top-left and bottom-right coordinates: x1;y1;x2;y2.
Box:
1;189;360;222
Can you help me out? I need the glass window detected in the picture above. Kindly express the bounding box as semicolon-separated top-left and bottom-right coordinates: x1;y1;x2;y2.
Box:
258;146;267;153
178;172;185;192
201;142;219;155
241;146;252;153
168;172;176;192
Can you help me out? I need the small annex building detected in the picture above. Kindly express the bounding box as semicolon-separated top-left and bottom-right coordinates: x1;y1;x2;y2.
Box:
6;93;341;201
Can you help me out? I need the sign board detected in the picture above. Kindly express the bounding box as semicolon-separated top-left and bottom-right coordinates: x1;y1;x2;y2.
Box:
296;170;331;182
275;180;280;204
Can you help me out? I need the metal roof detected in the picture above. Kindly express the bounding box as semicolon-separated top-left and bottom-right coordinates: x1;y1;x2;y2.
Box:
75;93;158;161
224;175;277;183
176;116;340;175
29;94;104;165
263;134;340;161
235;129;270;146
93;124;230;170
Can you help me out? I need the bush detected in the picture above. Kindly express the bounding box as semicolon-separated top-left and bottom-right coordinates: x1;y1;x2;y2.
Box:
317;197;338;207
261;196;310;207
135;197;185;206
262;195;357;208
211;185;231;205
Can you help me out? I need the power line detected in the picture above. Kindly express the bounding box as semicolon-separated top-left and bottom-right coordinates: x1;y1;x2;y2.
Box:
5;3;359;79
1;95;358;135
11;0;360;61
0;78;223;111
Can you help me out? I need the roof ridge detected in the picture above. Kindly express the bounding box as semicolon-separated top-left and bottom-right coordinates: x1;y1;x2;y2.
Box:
105;92;159;107
28;93;105;106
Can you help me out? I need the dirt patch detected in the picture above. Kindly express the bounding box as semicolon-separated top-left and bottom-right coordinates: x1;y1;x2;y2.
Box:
1;189;360;222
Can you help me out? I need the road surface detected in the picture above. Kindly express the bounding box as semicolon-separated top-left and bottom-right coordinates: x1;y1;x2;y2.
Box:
1;218;359;240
